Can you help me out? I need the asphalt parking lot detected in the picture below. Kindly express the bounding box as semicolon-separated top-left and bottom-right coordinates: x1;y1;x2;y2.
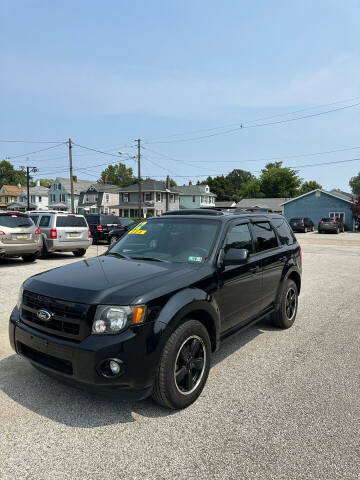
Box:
0;236;359;480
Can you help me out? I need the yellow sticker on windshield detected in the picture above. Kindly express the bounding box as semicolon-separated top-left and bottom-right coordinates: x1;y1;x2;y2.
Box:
128;221;147;235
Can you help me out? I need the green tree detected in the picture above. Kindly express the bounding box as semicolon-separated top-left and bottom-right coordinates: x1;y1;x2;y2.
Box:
201;175;233;200
226;169;255;191
99;163;135;187
297;180;322;196
349;172;360;196
238;178;264;198
30;178;54;188
260;162;302;197
0;159;27;186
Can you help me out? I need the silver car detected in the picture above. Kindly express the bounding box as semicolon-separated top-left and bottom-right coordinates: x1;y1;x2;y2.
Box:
0;211;42;262
29;211;92;257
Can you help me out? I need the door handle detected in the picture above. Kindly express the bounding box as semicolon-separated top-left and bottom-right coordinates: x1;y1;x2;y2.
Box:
249;266;259;274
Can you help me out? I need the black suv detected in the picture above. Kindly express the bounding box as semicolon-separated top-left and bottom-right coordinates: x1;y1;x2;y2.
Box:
289;217;314;233
9;210;301;409
85;214;124;244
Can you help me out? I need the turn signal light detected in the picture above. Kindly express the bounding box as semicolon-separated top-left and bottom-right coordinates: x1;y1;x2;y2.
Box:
131;306;146;324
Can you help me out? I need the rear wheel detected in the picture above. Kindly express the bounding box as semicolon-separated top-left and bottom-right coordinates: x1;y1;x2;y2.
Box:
22;253;37;263
152;320;211;409
304;227;308;233
271;279;298;329
73;249;86;257
41;239;48;258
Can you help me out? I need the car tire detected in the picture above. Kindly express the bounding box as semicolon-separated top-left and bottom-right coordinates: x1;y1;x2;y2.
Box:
304;227;308;233
22;253;37;263
271;279;298;329
336;228;339;234
40;238;48;258
73;249;86;257
152;320;211;409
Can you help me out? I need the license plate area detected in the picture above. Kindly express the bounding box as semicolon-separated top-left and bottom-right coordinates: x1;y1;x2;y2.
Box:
68;232;80;238
14;234;29;240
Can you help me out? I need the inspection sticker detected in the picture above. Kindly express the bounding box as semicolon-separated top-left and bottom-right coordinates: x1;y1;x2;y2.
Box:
188;256;202;262
128;221;147;235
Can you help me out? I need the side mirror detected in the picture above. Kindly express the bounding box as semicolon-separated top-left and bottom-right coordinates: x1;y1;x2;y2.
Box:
223;248;249;266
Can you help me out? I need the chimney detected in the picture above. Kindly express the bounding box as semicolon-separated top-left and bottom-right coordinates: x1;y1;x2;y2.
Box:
72;175;78;183
36;179;41;187
189;180;192;186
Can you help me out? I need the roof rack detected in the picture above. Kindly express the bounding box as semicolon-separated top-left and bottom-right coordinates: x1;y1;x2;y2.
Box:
162;209;224;216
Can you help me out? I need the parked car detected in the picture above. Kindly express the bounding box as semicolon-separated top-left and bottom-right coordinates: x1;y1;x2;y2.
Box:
29;211;92;257
0;211;42;262
108;219;138;245
289;217;314;233
10;210;301;409
85;214;125;244
318;217;344;234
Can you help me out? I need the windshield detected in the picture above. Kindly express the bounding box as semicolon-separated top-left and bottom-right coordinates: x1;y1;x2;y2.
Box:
290;218;303;222
108;218;219;264
56;216;87;227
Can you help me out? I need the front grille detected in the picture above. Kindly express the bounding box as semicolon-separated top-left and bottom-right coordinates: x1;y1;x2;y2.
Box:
21;291;91;341
18;342;73;375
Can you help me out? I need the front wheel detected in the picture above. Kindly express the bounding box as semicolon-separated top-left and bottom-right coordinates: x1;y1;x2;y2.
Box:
73;249;86;257
271;279;298;329
152;320;211;409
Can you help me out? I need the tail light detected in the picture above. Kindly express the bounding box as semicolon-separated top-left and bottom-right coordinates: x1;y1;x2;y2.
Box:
35;228;42;235
299;246;302;265
0;230;5;235
96;225;103;231
50;228;57;239
332;221;337;225
319;221;323;224
88;229;92;238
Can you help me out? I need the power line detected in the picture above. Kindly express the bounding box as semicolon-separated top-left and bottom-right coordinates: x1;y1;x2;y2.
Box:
5;143;66;160
147;101;360;144
145;95;360;142
0;139;64;144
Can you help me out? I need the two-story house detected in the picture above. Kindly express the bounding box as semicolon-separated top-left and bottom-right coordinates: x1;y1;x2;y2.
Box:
48;176;93;212
0;184;25;210
78;183;121;215
8;180;49;211
116;179;180;217
174;183;216;209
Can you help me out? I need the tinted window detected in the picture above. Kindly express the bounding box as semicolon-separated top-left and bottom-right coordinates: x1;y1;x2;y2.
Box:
100;215;122;225
121;218;135;227
224;224;253;253
30;215;39;225
56;216;87;227
0;215;34;228
85;215;100;224
321;218;332;222
39;216;51;227
290;218;303;222
272;218;294;245
252;222;278;252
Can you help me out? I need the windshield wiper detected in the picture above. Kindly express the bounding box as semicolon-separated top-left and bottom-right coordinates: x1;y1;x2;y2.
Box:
106;251;130;259
129;256;170;263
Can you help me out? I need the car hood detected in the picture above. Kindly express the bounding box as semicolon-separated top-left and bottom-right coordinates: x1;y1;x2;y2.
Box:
24;254;213;305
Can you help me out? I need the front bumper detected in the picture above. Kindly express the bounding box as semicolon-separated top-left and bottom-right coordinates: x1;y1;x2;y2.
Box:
9;307;160;400
0;241;41;257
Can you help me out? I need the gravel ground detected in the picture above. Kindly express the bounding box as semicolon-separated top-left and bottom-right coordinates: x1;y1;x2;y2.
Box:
0;241;359;480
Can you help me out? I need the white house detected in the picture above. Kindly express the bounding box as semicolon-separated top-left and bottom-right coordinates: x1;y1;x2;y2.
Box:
8;180;49;211
48;176;93;212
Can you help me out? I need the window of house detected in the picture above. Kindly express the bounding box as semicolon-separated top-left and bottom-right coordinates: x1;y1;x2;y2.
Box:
38;196;42;202
192;195;196;202
60;194;66;202
170;194;175;202
156;193;162;202
329;212;345;222
85;194;89;201
123;193;129;202
224;224;253;253
145;192;152;201
252;222;278;252
30;196;35;203
105;193;110;202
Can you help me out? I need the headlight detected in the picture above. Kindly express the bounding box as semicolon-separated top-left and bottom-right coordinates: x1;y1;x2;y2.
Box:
16;284;24;309
92;305;146;334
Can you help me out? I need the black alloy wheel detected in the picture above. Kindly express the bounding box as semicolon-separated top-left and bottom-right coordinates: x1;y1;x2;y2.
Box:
174;336;206;395
271;279;298;329
285;287;297;322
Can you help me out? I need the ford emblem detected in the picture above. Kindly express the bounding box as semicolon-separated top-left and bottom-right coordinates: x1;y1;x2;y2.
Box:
37;309;53;321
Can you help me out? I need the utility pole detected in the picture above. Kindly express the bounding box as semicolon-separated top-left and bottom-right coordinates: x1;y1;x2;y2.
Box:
20;161;38;211
136;138;142;218
68;138;75;213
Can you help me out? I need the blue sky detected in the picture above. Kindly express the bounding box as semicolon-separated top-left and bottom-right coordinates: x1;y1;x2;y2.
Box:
1;0;360;191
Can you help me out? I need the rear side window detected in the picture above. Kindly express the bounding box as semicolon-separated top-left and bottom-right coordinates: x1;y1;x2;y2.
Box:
85;215;100;224
39;216;51;227
0;215;34;228
100;215;121;225
252;222;278;252
30;215;39;225
272;218;294;245
56;216;87;227
290;218;302;221
224;224;253;253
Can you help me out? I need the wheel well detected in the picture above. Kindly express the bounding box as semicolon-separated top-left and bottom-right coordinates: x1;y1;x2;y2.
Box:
184;309;217;352
288;271;301;294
